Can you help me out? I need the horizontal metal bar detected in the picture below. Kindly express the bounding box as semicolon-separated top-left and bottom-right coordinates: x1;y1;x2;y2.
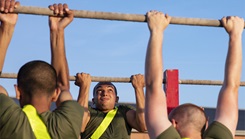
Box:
12;6;245;28
1;73;244;86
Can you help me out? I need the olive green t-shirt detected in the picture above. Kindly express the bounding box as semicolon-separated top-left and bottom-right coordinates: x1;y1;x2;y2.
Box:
203;121;233;139
156;121;233;139
81;105;134;139
156;125;181;139
0;94;84;139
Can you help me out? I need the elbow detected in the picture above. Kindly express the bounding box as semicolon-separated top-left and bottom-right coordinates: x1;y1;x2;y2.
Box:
223;80;240;92
145;77;163;90
58;81;70;91
135;118;147;132
137;126;147;132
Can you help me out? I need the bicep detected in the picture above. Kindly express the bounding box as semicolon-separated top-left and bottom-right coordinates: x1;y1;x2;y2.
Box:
57;90;73;104
145;88;172;138
215;87;238;136
81;108;91;133
126;110;138;130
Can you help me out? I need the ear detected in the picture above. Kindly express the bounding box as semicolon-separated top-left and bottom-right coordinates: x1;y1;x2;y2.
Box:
205;117;209;130
14;84;21;99
170;119;178;128
51;87;61;102
115;96;119;103
92;98;95;104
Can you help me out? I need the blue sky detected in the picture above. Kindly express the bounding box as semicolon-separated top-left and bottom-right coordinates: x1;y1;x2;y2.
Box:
1;0;244;109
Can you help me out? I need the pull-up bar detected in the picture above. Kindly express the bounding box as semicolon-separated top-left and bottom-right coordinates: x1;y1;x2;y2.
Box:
1;73;245;86
13;6;245;28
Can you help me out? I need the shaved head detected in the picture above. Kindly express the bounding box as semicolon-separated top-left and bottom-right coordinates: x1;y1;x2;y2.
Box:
169;103;207;135
17;60;57;98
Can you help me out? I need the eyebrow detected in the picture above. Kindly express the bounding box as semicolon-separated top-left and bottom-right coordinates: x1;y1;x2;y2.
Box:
96;85;115;90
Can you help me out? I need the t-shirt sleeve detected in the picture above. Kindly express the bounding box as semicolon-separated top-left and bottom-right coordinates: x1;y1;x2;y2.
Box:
156;125;181;139
203;121;233;139
0;94;31;138
46;100;84;139
118;104;135;112
0;94;21;120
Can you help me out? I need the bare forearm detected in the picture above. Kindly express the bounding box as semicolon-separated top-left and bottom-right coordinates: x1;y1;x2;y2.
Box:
77;85;90;132
135;87;147;132
224;35;242;87
50;29;70;90
0;24;15;72
77;86;90;108
145;31;164;88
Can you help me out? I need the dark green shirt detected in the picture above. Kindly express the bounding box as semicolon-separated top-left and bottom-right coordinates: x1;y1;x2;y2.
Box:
157;121;233;139
81;105;134;139
0;94;84;139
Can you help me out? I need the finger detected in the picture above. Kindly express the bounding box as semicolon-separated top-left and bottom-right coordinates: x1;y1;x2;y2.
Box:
48;5;54;11
63;3;68;12
58;3;63;15
147;10;155;16
14;1;19;8
0;0;5;12
4;0;11;13
53;4;58;14
221;16;227;26
75;73;79;79
165;13;172;23
9;0;15;12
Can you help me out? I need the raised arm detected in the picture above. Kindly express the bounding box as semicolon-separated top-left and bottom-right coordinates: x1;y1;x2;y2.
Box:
215;16;244;137
144;11;171;138
75;72;91;132
0;0;19;73
49;3;74;104
126;74;147;132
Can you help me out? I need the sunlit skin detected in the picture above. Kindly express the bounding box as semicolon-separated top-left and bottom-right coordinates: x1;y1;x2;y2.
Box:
92;84;119;113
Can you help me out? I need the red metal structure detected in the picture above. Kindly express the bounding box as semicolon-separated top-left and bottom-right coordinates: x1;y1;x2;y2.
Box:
164;69;179;114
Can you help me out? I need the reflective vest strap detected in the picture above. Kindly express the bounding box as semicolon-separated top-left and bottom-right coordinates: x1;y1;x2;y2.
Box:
90;107;118;139
22;105;51;139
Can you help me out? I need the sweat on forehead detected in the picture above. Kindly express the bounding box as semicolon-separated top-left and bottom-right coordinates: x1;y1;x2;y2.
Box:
93;82;117;96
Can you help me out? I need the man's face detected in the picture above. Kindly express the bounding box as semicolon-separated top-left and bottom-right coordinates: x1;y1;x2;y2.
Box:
93;84;118;112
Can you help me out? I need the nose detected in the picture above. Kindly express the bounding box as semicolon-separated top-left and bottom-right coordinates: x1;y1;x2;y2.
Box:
101;90;108;96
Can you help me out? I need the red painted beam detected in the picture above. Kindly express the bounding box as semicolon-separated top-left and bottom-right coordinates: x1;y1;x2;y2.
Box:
164;69;179;114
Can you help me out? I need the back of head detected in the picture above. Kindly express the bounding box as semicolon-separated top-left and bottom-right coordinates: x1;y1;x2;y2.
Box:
169;103;207;135
17;60;57;98
93;82;117;97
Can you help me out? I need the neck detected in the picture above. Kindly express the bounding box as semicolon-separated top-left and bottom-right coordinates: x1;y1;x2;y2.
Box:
97;107;115;113
179;129;202;139
29;96;52;114
180;133;201;139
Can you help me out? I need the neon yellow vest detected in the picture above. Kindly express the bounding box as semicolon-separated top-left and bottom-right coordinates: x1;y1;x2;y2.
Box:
90;107;118;139
22;105;51;139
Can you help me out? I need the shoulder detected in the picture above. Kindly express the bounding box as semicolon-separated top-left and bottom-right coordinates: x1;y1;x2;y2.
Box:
43;101;84;139
44;100;84;126
203;121;233;139
0;94;20;113
117;104;135;115
57;100;84;114
0;99;31;138
118;104;135;110
156;125;181;139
